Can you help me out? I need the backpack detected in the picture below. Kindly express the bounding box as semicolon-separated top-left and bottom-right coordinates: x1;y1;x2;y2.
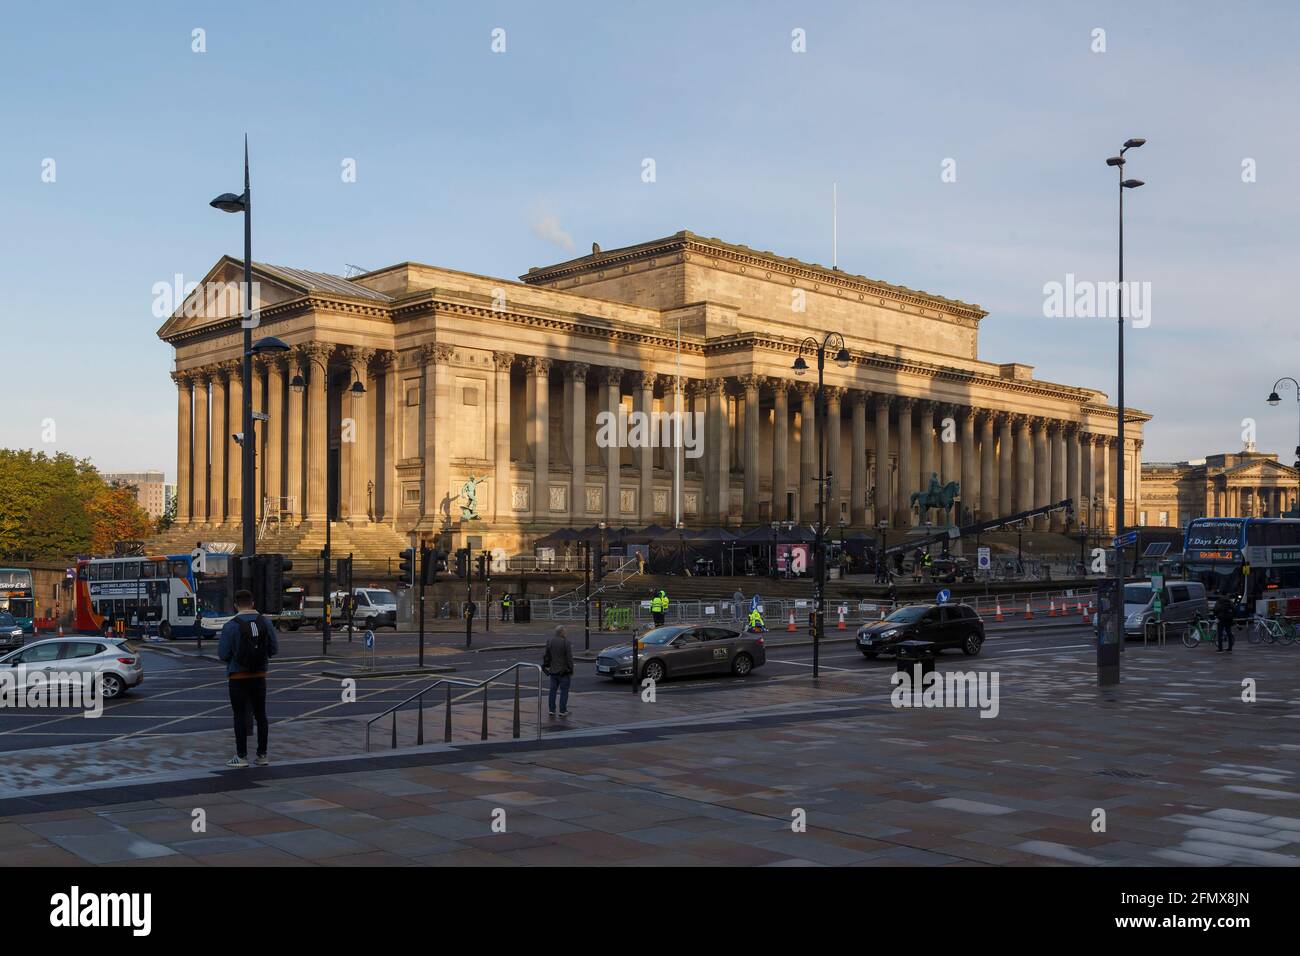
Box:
235;615;271;672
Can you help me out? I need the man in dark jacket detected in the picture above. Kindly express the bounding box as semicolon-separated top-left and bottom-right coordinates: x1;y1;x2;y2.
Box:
543;625;575;718
1213;594;1237;652
217;589;279;767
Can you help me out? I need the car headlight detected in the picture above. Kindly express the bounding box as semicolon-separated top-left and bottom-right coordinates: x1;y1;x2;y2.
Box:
1125;613;1144;625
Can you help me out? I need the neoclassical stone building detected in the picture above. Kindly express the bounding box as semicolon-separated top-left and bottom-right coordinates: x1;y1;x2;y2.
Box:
159;231;1149;553
1140;445;1300;528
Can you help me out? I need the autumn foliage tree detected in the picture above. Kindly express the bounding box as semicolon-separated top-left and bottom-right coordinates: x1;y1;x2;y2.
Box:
0;450;155;560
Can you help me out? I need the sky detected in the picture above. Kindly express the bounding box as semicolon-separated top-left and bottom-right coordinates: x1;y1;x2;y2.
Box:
2;0;1298;480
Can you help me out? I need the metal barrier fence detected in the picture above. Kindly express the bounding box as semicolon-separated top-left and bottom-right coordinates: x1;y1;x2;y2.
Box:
531;586;1100;629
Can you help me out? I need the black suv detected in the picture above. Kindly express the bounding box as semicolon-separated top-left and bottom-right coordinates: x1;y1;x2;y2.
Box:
855;603;985;658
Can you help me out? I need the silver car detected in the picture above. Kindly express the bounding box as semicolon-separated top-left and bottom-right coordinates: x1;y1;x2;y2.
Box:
595;625;767;682
0;636;143;699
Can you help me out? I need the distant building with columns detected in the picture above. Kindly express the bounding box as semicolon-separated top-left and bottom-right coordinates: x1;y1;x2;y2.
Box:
1140;444;1300;529
158;231;1149;555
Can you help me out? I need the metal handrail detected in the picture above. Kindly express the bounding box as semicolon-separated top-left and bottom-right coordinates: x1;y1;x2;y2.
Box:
364;662;544;752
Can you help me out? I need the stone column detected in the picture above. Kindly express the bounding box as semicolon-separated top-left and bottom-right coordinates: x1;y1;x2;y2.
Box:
959;407;975;524
826;386;843;524
226;367;244;523
917;401;935;524
1097;437;1112;533
1065;424;1081;531
603;367;621;522
209;367;228;524
1016;415;1034;515
715;378;732;524
895;397;914;528
873;395;891;527
1132;440;1144;526
493;352;514;523
172;372;192;525
1050;422;1067;530
975;411;993;521
422;344;454;525
850;391;868;526
1080;434;1095;529
376;351;396;523
264;357;285;518
797;383;816;523
286;354;305;521
1030;418;1049;529
567;363;588;522
251;358;266;519
771;379;790;522
345;349;373;522
303;345;328;521
189;370;209;523
528;357;553;522
939;403;957;487
996;413;1013;518
741;375;762;523
637;371;656;524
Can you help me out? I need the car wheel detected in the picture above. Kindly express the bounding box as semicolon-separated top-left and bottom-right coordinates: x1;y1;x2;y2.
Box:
962;633;983;656
732;652;754;676
642;659;666;683
159;620;172;641
101;673;125;699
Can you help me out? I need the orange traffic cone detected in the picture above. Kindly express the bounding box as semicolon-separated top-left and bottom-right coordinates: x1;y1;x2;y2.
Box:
1082;602;1092;625
1024;601;1033;621
994;600;1004;622
57;625;64;636
837;607;847;630
787;609;797;632
1049;599;1057;617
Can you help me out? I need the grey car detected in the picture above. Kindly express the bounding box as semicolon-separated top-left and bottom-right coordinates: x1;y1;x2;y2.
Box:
1123;580;1208;638
0;636;143;699
0;612;24;651
595;625;767;682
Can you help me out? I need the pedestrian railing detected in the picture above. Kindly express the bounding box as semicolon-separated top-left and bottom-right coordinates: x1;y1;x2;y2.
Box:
364;662;544;752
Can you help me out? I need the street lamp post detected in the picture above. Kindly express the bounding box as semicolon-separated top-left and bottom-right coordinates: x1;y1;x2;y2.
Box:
291;359;366;654
793;332;851;679
1266;377;1300;472
1103;137;1146;686
770;520;779;580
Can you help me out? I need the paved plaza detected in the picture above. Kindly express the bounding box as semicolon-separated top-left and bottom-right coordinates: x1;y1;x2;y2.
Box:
1;633;1297;867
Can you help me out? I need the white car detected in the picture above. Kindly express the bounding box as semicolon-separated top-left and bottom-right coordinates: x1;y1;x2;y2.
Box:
0;636;143;699
331;589;399;629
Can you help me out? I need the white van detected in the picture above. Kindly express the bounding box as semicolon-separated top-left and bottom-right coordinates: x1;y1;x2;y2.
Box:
1123;580;1208;638
331;588;399;629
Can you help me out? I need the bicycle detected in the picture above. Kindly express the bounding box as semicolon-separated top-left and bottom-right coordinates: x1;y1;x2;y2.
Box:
1183;618;1217;649
1248;616;1295;645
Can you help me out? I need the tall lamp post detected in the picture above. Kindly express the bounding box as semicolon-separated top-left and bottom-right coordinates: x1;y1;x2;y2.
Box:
210;137;266;562
793;332;851;679
1266;378;1300;470
291;358;366;654
1103;137;1146;686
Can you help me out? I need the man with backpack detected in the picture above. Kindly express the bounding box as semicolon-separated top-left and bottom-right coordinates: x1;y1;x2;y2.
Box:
1213;592;1237;653
218;589;279;768
543;625;575;718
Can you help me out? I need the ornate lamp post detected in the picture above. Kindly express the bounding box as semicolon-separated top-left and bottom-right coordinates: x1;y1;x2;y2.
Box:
793;332;851;679
1266;377;1300;473
291;359;366;654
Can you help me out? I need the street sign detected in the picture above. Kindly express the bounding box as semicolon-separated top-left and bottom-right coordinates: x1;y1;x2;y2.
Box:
977;547;991;570
1113;530;1138;549
751;594;763;611
936;588;951;604
364;630;375;649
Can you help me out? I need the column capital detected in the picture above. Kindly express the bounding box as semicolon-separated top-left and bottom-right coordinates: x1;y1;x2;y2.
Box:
493;350;515;371
850;389;869;408
873;392;892;411
686;378;708;398
1064;421;1080;437
914;398;935;416
737;373;762;392
298;342;332;368
896;395;916;414
635;369;658;390
171;370;193;388
705;377;728;396
794;381;816;399
602;366;624;387
766;376;789;396
936;401;957;419
525;356;553;377
823;385;845;404
370;349;395;373
566;360;589;380
252;354;273;374
973;407;994;426
344;345;377;369
420;342;454;365
192;366;213;385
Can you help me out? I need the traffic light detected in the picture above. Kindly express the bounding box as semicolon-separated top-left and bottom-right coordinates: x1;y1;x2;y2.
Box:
474;553;487;581
454;548;469;579
261;554;291;615
399;548;416;584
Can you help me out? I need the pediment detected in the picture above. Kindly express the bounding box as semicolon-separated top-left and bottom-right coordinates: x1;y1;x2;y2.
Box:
1223;458;1298;480
155;257;310;342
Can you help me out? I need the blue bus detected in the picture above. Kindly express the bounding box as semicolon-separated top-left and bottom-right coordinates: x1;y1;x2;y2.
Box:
1182;517;1300;604
0;568;35;632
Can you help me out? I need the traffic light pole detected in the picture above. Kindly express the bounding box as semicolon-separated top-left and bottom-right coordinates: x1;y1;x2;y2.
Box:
583;541;591;652
483;552;491;634
465;566;473;649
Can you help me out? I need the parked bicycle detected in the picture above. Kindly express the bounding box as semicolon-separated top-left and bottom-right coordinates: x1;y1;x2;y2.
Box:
1182;618;1217;649
1248;616;1296;645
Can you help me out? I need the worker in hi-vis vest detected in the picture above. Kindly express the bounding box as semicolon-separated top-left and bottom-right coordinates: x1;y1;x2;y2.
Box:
650;589;669;627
